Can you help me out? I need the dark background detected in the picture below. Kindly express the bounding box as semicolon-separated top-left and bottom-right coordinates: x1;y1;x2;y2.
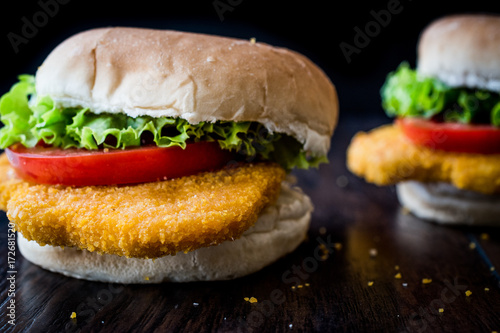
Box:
2;0;500;121
2;2;500;332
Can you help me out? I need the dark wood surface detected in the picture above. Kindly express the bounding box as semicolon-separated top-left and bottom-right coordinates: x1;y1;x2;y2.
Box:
1;114;499;333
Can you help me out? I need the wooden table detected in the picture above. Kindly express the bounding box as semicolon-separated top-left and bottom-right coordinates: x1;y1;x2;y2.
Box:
1;114;499;332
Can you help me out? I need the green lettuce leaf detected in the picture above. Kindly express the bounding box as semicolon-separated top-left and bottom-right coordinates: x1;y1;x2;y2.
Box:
0;75;326;170
381;62;500;126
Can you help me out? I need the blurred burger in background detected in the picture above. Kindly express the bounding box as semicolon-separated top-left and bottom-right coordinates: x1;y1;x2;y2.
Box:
0;27;338;282
347;14;500;225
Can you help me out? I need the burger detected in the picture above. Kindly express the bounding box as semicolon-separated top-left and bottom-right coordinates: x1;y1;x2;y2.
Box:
0;27;338;283
347;14;500;225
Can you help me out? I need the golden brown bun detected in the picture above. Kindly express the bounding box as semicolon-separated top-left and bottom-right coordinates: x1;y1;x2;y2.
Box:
17;181;312;283
418;14;500;91
35;27;338;156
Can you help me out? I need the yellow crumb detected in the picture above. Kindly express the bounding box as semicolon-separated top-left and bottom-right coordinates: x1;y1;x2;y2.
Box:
291;286;296;290
465;290;472;297
244;297;258;303
394;265;400;270
394;273;402;279
368;281;374;287
334;243;342;251
469;242;476;250
438;308;444;313
297;285;303;289
320;243;330;260
250;37;256;44
70;312;76;319
490;267;496;272
485;288;490;292
1;161;285;258
144;276;149;281
305;283;310;287
481;233;489;240
422;278;432;284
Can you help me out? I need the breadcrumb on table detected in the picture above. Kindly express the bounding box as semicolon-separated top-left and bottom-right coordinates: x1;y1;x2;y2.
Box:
422;278;432;284
244;297;258;303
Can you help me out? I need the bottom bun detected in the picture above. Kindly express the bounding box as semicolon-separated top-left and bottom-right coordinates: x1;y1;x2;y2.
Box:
396;181;500;225
18;181;312;283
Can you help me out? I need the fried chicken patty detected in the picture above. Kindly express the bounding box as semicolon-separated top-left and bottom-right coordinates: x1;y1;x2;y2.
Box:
347;124;500;195
0;154;285;258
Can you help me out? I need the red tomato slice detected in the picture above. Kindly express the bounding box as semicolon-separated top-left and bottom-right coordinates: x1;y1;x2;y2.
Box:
5;141;237;186
396;117;500;154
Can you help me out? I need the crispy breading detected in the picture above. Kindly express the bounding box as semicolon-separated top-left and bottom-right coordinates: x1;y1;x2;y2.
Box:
347;124;500;195
0;154;27;211
0;157;285;258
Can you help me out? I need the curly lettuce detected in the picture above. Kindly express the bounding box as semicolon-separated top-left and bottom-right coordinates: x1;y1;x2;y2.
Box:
381;62;500;126
0;75;326;170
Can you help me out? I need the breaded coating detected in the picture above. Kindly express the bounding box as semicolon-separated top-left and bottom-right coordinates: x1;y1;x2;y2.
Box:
0;154;27;211
0;158;285;258
347;124;500;195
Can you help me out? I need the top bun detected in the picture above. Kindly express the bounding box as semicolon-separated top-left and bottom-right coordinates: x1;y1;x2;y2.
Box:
35;27;338;156
417;14;500;91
